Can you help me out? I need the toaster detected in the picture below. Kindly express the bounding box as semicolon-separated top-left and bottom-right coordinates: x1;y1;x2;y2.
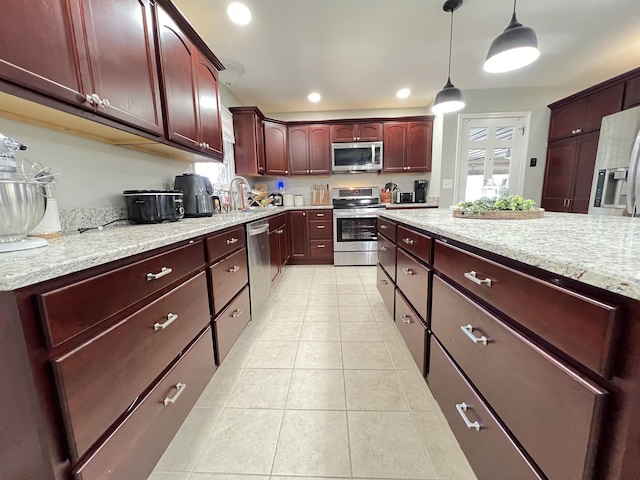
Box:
174;174;215;217
394;192;415;203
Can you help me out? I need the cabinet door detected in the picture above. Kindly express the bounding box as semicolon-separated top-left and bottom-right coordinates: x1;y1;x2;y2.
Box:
406;121;433;172
580;84;624;134
331;124;357;142
571;132;599;214
231;111;262;175
288;125;309;175
308;125;331;174
548;101;582;140
357;123;383;141
623;75;640;109
382;122;407;172
195;52;223;158
289;211;308;259
540;139;576;212
269;229;279;281
80;0;163;134
256;115;266;174
264;121;288;175
156;7;200;149
279;221;290;267
0;0;88;106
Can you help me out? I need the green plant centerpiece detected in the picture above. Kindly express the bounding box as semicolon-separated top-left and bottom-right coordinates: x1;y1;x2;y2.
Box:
453;195;543;219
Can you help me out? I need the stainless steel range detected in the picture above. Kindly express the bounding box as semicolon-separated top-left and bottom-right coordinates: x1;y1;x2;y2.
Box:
332;186;385;265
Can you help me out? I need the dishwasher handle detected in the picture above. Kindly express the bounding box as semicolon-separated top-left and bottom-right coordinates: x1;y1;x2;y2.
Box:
247;224;269;236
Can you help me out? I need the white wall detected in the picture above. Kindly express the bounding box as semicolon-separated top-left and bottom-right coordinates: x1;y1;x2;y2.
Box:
0;117;192;210
436;85;583;208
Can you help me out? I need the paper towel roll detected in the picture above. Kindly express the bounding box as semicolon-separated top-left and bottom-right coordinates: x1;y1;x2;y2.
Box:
294;195;304;206
30;198;62;238
283;193;294;206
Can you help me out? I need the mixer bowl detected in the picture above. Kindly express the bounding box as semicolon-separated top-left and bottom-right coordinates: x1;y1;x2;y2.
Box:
0;180;47;243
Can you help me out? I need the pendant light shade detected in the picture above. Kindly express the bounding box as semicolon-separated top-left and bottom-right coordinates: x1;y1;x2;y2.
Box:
484;0;539;73
432;0;465;114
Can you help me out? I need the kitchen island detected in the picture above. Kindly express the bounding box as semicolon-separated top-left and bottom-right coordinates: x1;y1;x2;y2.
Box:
377;208;640;480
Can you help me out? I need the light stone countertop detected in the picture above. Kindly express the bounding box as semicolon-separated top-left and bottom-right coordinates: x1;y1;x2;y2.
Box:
384;202;439;209
379;209;640;301
0;206;329;291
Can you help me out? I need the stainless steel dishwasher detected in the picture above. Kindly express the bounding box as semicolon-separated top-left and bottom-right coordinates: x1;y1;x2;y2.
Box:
246;219;271;317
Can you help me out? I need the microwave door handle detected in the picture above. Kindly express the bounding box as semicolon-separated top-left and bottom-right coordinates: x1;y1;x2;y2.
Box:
627;130;640;215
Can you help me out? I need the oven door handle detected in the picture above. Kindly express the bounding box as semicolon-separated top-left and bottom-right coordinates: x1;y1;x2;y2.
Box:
333;212;380;218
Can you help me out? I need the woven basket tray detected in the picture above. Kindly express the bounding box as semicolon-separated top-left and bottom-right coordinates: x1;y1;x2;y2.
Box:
452;208;544;219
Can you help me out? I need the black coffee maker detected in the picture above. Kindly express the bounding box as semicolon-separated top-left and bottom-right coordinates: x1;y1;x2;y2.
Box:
414;180;428;203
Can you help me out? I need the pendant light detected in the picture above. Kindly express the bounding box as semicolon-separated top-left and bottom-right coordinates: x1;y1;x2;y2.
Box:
432;0;465;115
483;0;539;73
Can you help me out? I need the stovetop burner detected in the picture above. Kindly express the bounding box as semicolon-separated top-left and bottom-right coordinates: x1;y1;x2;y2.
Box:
331;186;382;209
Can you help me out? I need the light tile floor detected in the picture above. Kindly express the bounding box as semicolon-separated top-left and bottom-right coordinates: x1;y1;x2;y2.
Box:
150;265;477;480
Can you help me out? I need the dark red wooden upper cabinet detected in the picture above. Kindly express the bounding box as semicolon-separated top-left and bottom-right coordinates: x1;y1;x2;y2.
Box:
195;53;223;158
548;101;582;140
580;84;624;133
407;121;432;172
288;125;310;175
383;122;407;173
80;0;163;135
0;0;89;105
308;125;331;174
264;121;288;175
623;75;640;109
156;6;200;149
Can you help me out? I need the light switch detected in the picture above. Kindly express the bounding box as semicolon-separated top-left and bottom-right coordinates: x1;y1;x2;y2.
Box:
530;157;537;167
442;179;453;189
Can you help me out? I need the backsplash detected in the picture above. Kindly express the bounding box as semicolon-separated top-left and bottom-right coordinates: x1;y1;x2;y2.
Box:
60;207;130;233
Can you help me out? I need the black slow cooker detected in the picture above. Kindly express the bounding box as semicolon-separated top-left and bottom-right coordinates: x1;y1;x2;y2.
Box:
123;190;185;224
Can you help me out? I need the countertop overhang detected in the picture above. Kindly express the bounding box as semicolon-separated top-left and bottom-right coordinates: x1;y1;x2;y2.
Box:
379;209;640;301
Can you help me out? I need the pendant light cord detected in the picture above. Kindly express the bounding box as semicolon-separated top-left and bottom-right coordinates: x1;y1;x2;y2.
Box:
447;8;454;80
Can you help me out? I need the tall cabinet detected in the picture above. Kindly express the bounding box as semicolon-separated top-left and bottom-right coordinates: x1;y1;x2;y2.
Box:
541;67;640;213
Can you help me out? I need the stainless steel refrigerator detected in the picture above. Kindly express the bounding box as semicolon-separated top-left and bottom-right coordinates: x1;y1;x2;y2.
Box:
588;105;640;216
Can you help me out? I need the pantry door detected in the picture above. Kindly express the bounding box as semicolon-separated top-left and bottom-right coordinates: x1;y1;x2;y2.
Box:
454;113;530;203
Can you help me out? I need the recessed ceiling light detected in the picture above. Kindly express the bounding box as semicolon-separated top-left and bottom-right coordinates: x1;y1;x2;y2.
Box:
397;88;411;99
308;92;321;103
227;2;251;25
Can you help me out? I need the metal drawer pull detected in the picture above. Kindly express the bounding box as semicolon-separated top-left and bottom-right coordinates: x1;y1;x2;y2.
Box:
401;314;411;324
380;224;388;229
402;267;415;276
228;265;241;273
461;324;488;345
147;266;173;281
163;383;186;406
232;309;243;318
380;245;387;251
316;213;325;217
317;244;325;248
317;225;325;229
154;313;178;331
379;279;388;285
226;237;238;245
402;237;414;245
456;403;481;431
464;271;492;287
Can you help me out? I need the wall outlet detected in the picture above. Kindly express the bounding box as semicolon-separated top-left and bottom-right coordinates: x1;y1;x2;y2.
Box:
530;157;537;167
442;179;453;189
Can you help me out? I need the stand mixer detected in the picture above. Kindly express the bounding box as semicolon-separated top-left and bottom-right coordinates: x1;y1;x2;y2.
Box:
0;133;49;252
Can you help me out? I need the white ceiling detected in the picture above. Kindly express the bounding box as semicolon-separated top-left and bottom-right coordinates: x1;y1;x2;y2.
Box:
172;0;640;114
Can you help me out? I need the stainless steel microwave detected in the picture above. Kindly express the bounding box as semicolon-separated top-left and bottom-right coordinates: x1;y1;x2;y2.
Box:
331;141;383;173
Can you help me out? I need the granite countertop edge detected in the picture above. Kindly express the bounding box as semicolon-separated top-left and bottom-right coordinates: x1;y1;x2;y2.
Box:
379;209;640;302
0;206;328;291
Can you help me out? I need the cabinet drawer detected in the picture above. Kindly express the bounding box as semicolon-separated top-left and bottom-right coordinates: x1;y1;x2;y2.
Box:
309;209;331;221
309;219;332;239
397;225;432;264
53;272;210;460
396;248;430;321
39;242;204;348
377;217;397;242
434;240;620;377
376;264;395;317
378;235;397;281
72;328;216;480
209;248;249;314
432;276;607;480
310;240;333;259
428;336;543;480
215;286;251;364
206;225;246;263
395;290;426;375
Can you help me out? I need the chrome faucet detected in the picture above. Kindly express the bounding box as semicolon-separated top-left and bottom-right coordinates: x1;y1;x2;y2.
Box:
229;176;250;211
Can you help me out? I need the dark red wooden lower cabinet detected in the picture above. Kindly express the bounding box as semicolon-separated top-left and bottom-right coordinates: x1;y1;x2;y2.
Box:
72;328;216;480
428;336;543;480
